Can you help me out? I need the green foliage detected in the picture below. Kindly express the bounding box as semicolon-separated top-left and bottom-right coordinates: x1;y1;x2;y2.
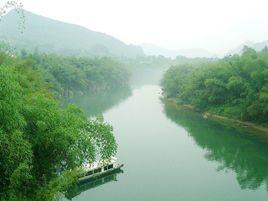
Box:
25;52;130;96
87;120;117;159
162;46;268;124
0;52;117;200
0;67;25;132
34;169;83;201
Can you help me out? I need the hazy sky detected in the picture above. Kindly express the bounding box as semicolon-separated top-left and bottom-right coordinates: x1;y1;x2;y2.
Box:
19;0;268;55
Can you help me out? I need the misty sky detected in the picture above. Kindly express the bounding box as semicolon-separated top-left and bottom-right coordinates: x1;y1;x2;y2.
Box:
19;0;268;55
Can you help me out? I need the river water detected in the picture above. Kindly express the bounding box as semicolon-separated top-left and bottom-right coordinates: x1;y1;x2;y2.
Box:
64;82;268;201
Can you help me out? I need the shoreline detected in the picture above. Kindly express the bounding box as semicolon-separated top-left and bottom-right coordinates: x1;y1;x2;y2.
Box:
164;98;268;136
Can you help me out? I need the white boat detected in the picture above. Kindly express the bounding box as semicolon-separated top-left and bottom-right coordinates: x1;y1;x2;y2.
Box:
79;157;123;182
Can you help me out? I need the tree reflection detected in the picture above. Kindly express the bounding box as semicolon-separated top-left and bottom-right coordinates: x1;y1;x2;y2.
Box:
65;169;123;200
62;87;132;116
163;101;268;191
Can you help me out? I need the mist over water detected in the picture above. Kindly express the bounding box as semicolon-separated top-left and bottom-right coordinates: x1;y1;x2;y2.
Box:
64;71;268;201
1;2;268;201
62;88;132;116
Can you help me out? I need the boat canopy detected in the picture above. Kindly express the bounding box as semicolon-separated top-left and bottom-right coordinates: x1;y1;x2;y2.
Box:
83;157;117;171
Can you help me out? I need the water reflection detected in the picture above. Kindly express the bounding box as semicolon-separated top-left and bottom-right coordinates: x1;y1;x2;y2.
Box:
163;101;268;191
62;88;131;116
65;170;123;200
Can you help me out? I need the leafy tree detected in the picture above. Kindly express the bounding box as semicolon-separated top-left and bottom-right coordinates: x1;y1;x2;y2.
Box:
0;51;118;200
162;47;268;125
25;53;130;96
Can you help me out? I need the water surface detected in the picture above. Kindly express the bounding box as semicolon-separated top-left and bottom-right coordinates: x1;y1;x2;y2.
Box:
65;85;268;201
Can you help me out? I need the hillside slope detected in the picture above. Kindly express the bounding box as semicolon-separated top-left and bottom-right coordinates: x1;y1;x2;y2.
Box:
0;9;144;58
229;40;268;55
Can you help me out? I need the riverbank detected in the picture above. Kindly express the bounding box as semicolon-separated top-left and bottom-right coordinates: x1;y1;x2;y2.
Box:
163;98;268;137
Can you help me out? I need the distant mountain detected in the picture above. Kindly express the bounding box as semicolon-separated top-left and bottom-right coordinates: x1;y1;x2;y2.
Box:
253;40;268;51
0;9;144;58
228;40;268;55
141;43;215;58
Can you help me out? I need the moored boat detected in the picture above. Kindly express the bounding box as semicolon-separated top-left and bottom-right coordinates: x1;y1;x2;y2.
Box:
79;157;123;182
65;169;123;200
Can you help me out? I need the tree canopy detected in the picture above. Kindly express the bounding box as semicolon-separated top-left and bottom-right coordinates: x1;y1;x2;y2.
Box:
20;51;130;96
0;51;117;200
162;47;268;125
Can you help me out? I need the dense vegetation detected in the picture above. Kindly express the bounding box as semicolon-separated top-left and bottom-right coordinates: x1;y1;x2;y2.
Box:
0;51;117;200
162;47;268;125
20;51;130;96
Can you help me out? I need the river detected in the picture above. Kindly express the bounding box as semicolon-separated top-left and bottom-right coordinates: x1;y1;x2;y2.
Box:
63;78;268;201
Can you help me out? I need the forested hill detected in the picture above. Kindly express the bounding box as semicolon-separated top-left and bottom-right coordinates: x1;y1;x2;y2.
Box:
23;52;130;96
0;9;144;58
162;47;268;125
